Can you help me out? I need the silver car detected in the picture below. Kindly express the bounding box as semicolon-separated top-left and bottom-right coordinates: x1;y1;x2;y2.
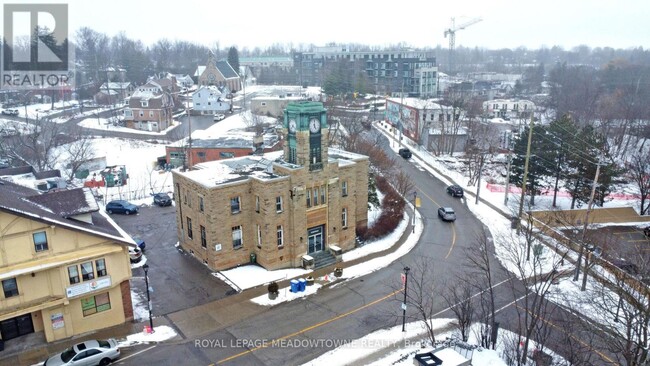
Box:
44;339;120;366
438;207;456;221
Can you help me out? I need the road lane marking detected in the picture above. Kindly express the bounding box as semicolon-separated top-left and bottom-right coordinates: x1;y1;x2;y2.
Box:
216;289;402;364
116;345;157;363
415;187;457;258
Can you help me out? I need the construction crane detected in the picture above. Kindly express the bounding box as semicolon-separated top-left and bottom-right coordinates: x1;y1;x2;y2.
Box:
443;17;482;74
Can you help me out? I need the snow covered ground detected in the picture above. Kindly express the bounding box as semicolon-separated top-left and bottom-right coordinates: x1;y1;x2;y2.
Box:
77;117;181;135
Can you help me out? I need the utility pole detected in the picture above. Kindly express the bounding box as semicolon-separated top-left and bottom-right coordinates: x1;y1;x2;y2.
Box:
504;150;512;205
574;160;601;283
401;266;410;332
516;114;535;234
186;97;192;170
475;152;485;205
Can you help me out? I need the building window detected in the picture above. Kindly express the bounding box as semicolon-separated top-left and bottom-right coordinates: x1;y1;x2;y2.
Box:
200;225;207;248
80;261;94;281
255;196;260;213
313;187;319;206
197;152;206;159
342;208;348;228
342;181;348;197
2;278;18;298
199;196;204;212
231;197;241;213
187;217;193;239
257;225;262;248
321;185;326;204
232;226;243;249
96;259;107;277
68;265;80;284
276;196;283;212
276;225;284;247
81;293;111;316
141;100;148;107
33;231;48;252
306;188;311;207
139;111;144;117
149;111;154;117
220;152;235;158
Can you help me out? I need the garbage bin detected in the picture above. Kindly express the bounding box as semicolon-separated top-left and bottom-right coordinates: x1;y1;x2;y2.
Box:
0;339;4;352
290;279;299;293
250;253;256;264
298;278;306;292
511;216;519;229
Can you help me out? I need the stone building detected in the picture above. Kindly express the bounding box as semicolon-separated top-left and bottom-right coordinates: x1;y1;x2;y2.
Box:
172;101;369;270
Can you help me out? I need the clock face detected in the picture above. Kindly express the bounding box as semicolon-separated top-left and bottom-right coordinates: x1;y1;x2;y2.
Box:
288;119;297;133
309;118;320;133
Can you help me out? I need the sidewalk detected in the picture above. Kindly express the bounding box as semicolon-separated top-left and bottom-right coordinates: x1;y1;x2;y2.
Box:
1;208;417;366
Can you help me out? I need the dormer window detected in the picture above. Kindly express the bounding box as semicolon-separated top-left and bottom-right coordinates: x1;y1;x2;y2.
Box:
141;100;149;108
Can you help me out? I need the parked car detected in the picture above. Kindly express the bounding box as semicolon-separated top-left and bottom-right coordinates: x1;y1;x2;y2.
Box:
644;226;650;237
438;207;456;221
132;237;146;251
213;113;225;121
129;246;142;263
153;192;172;207
1;109;19;116
398;148;412;159
44;338;120;366
446;184;464;198
105;200;138;215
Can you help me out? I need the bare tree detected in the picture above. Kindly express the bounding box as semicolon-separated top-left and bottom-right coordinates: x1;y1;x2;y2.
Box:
4;116;63;171
628;151;650;215
62;127;96;180
441;275;474;342
241;111;267;136
391;170;415;198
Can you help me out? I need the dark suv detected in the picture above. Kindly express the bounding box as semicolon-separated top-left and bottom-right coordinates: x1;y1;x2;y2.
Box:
446;184;464;198
105;200;138;215
399;148;412;159
153;192;172;207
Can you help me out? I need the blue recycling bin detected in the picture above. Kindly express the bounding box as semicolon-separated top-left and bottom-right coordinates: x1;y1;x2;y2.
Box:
298;278;306;292
290;279;299;293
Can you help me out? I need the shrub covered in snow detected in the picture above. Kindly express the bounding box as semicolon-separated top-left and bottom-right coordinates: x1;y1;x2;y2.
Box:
357;175;405;241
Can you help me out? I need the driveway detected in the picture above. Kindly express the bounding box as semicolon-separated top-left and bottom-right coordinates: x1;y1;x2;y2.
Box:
108;204;235;316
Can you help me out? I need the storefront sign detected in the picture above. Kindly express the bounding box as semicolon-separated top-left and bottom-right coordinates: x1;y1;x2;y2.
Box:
51;313;64;330
66;277;111;298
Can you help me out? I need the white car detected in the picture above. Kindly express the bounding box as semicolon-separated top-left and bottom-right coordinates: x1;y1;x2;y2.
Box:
1;109;19;116
213;113;225;121
44;339;120;366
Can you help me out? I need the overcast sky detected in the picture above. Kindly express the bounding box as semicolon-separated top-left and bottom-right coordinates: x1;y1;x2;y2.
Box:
51;0;650;50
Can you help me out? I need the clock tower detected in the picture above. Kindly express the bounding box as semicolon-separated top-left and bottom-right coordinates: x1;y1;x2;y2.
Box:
284;101;328;171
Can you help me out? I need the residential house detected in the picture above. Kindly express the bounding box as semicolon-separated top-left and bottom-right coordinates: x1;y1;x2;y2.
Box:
192;86;231;116
123;81;174;132
0;181;135;344
195;51;241;92
172;101;368;271
94;82;134;106
171;74;194;89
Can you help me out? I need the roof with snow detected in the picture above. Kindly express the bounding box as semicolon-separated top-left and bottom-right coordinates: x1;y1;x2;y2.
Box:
172;132;280;150
0;179;133;244
386;97;452;111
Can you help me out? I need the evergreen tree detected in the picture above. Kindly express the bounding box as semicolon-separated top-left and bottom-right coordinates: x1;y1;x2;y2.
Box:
227;46;240;76
547;116;578;207
509;125;555;205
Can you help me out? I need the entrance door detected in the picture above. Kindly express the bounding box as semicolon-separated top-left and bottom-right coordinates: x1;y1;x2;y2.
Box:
307;226;324;254
0;314;34;341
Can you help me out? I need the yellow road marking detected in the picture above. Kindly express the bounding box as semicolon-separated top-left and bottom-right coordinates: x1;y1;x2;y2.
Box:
216;290;401;364
629;239;650;243
415;187;457;259
613;231;642;235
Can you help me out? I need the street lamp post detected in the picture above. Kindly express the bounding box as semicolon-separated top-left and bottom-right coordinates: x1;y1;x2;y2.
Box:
142;264;154;332
412;191;417;233
401;266;410;332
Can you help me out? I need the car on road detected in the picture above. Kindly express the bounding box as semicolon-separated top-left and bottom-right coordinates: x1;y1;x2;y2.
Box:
105;200;138;215
398;148;412;159
1;109;19;116
153;192;172;207
129;245;143;263
213;113;226;121
44;338;120;366
438;207;456;221
446;184;464;198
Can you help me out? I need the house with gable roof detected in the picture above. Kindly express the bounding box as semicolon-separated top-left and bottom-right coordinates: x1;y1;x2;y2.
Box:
123;80;175;132
195;51;241;92
0;180;135;344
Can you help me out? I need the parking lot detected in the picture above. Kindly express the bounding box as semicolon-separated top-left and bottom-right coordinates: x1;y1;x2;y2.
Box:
109;203;235;316
581;225;650;276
